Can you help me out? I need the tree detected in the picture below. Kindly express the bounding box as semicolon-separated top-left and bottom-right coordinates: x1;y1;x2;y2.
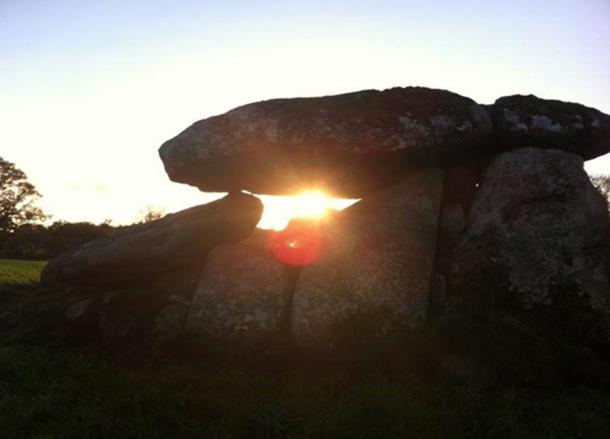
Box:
137;205;165;223
0;157;46;233
591;174;610;200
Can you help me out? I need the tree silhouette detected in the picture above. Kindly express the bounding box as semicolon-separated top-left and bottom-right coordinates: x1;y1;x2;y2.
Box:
591;174;610;200
138;205;165;223
0;157;46;233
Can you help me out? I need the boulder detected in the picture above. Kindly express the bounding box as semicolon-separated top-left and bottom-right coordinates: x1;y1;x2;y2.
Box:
292;168;443;353
490;94;610;160
160;87;610;197
427;299;610;387
160;87;490;197
41;192;263;287
186;243;293;351
450;147;610;347
61;266;203;348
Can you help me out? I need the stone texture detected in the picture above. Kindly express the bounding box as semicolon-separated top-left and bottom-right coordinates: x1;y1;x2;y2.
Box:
439;203;466;247
427;300;610;387
490;95;610;160
60;265;203;347
292;168;443;353
160;87;610;197
186;243;292;351
450;147;610;347
41;192;263;287
160;87;489;197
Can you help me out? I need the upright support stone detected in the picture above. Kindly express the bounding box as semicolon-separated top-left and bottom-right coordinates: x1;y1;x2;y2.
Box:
186;243;293;352
450;147;610;347
292;168;444;354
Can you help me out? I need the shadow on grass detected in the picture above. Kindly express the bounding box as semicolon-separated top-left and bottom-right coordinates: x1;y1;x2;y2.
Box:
1;260;610;438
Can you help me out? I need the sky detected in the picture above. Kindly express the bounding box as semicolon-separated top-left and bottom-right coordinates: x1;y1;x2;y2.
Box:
1;0;609;229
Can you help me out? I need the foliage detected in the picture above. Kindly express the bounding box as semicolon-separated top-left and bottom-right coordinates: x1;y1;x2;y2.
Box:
0;221;116;260
0;259;46;286
591;174;610;202
138;206;165;223
0;157;46;233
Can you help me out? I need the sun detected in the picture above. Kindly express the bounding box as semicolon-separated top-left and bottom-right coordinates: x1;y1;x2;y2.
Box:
293;191;333;219
256;190;359;230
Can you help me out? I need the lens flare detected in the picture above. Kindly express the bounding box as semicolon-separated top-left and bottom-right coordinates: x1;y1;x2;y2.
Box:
271;219;325;266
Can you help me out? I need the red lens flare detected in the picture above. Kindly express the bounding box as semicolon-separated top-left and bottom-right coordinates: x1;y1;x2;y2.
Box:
271;220;325;266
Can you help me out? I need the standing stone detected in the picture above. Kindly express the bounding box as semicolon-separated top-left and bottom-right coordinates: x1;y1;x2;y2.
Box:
186;244;292;351
292;168;443;353
41;192;263;287
451;148;610;346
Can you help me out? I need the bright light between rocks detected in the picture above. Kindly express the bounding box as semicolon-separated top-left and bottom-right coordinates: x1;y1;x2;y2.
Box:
295;191;334;219
257;191;359;230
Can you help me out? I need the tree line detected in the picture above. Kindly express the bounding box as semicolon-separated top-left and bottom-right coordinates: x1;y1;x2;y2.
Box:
0;157;162;260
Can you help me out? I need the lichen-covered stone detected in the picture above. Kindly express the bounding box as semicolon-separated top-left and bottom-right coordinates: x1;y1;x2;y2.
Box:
186;244;292;351
160;87;610;197
292;168;443;353
490;95;610;160
450;147;610;347
41;193;263;287
160;87;489;197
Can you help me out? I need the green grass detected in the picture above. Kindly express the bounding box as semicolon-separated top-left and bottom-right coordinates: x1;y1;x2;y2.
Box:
0;260;610;438
1;345;610;439
0;259;46;286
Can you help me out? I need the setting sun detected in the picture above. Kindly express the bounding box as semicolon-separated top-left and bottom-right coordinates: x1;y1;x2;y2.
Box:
292;191;336;219
256;191;359;230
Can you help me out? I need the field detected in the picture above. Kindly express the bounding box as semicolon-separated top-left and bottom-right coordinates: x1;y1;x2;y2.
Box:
1;259;610;438
0;259;47;286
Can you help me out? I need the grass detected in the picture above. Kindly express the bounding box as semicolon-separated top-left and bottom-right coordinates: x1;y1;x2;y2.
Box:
0;259;46;286
0;259;610;438
1;345;610;439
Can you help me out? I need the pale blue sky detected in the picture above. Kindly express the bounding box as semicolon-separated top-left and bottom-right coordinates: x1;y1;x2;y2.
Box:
1;0;609;226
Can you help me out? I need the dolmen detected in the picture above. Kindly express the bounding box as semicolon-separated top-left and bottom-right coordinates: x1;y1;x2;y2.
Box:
42;87;610;385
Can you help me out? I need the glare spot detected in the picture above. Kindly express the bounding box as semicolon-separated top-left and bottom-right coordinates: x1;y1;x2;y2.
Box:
257;190;358;230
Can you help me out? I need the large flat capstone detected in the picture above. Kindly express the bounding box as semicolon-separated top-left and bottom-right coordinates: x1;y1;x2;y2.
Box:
159;87;610;197
490;95;610;160
160;87;490;197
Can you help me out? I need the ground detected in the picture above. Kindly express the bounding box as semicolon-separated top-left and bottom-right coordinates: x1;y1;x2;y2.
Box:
1;259;610;438
0;259;46;286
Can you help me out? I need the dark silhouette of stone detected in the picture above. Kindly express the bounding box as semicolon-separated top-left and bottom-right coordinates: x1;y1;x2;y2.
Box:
490;95;610;160
439;203;466;247
292;168;443;353
41;193;263;287
159;88;610;197
427;300;610;387
450;147;610;348
60;265;203;347
186;243;293;351
160;87;490;197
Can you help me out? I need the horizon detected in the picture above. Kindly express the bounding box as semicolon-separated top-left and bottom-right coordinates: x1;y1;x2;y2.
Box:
2;0;609;228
